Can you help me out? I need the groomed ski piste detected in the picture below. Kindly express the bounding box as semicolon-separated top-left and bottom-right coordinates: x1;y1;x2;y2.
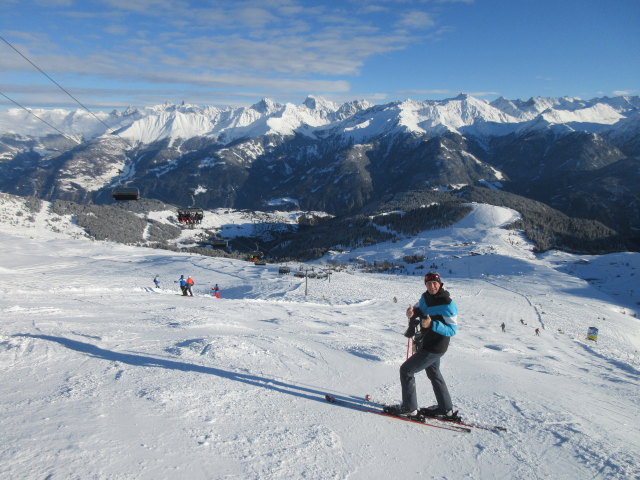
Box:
1;194;639;479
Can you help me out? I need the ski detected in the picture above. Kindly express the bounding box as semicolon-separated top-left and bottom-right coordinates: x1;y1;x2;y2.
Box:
325;395;471;433
364;395;507;432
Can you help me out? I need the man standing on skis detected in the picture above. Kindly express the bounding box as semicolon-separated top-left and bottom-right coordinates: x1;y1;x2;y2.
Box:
386;272;458;418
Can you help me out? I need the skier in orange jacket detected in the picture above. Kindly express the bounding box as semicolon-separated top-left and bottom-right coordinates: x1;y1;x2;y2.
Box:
185;276;195;296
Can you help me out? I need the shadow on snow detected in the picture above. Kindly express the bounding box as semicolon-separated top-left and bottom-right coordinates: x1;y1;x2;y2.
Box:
15;333;365;408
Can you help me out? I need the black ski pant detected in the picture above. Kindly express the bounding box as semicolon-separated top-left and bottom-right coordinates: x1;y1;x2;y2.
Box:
400;350;452;411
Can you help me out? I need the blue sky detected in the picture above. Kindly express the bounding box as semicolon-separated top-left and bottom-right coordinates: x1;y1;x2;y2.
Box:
0;0;638;111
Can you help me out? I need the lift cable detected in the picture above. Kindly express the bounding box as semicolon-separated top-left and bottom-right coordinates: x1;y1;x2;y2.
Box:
0;34;140;201
0;90;81;144
0;34;114;132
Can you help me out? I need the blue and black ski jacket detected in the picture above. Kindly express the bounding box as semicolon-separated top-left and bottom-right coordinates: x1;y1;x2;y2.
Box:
412;288;458;354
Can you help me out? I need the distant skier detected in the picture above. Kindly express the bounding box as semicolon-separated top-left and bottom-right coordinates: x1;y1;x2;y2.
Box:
211;283;220;298
385;272;458;419
185;276;195;296
520;319;526;326
176;275;187;295
501;322;506;333
535;328;540;336
153;275;160;289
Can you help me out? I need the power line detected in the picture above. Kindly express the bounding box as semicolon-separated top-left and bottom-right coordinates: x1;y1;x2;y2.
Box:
0;90;81;144
0;34;113;131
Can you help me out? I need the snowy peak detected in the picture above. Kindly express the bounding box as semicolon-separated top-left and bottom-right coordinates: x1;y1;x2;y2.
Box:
539;103;623;126
336;95;519;139
0;107;140;140
427;95;517;129
250;98;282;115
116;107;218;143
301;95;340;115
1;95;639;145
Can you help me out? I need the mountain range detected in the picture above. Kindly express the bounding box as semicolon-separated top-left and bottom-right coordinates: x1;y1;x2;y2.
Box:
0;94;638;251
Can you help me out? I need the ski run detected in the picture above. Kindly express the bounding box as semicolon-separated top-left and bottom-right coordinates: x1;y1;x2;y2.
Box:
0;198;639;479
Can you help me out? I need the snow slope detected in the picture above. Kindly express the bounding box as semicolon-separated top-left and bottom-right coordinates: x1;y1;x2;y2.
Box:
1;201;639;480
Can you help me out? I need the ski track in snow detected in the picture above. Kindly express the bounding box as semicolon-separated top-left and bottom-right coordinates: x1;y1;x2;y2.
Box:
1;204;639;479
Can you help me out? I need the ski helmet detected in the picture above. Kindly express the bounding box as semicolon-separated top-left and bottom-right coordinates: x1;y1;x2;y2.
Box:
424;271;442;285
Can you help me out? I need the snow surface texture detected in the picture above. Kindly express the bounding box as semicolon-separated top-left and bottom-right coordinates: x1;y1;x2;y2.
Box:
1;199;639;479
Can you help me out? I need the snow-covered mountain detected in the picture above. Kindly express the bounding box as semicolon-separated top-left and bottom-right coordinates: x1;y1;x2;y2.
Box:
1;94;639;248
1;194;639;479
2;94;638;144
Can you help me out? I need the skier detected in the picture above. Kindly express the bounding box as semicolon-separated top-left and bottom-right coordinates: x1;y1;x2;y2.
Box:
501;322;506;333
211;283;220;298
176;275;187;295
385;272;458;419
153;275;160;289
535;328;540;336
185;276;195;296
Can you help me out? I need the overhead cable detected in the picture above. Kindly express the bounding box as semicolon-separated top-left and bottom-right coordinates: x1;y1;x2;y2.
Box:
0;90;81;144
0;34;113;131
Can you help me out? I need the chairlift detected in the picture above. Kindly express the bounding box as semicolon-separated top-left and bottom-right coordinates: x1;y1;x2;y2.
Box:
112;186;140;201
209;237;229;248
177;207;204;226
177;186;204;225
199;238;229;249
248;251;264;262
112;168;140;201
189;208;204;224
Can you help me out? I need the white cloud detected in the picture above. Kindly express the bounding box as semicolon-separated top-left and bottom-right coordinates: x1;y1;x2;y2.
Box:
0;0;474;109
396;10;435;29
103;24;128;35
101;0;184;13
234;7;279;29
